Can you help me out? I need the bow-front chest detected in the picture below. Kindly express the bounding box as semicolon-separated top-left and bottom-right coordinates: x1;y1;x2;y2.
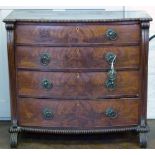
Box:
3;10;152;148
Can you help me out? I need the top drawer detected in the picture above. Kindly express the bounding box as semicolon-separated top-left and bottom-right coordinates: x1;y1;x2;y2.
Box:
15;23;140;45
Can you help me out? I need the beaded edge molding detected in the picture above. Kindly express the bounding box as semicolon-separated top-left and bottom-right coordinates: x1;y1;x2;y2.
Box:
4;18;152;23
9;125;150;134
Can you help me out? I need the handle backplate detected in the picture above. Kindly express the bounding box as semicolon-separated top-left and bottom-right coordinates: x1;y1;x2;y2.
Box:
105;108;118;119
41;79;53;90
106;29;118;41
42;108;54;120
40;53;51;66
105;52;117;64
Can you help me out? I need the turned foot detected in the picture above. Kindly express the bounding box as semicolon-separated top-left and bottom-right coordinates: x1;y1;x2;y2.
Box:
10;132;18;148
139;132;147;148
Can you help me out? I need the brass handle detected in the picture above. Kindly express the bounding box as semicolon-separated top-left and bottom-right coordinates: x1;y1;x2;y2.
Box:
40;53;51;66
42;108;54;120
105;108;118;119
105;52;117;90
41;79;53;90
106;29;118;41
105;78;116;89
105;52;116;64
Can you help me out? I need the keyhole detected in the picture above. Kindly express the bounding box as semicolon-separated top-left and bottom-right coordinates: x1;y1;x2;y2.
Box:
76;48;80;55
76;26;79;32
76;73;80;78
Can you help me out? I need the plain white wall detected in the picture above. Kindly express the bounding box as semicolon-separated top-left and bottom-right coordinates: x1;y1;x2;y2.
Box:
0;9;12;120
0;7;155;120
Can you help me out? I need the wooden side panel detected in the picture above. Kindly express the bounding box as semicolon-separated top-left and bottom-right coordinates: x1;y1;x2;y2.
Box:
18;98;139;128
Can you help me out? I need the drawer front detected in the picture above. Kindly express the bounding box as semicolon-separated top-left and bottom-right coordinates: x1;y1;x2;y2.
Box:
16;46;140;70
17;71;140;98
16;24;140;45
18;98;139;128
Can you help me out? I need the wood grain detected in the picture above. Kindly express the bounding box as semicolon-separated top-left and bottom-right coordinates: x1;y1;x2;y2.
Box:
18;98;139;128
16;46;140;70
4;10;152;147
17;71;140;98
15;24;140;45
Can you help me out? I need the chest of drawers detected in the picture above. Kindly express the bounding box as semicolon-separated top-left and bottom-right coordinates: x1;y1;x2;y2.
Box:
4;10;152;148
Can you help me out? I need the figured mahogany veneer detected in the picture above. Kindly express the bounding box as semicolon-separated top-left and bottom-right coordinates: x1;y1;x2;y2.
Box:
18;98;139;128
17;71;140;98
4;10;152;148
15;24;140;45
16;46;140;70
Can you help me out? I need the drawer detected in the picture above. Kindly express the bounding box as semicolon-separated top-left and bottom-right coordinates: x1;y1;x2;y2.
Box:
18;98;139;128
17;71;140;98
15;24;140;45
16;46;140;70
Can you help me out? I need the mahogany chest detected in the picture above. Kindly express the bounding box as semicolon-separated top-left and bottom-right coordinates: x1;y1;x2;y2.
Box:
3;10;152;148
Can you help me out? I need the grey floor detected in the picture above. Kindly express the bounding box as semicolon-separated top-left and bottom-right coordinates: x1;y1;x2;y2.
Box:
0;120;155;149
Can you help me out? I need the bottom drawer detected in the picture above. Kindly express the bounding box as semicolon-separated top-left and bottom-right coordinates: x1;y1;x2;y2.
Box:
18;98;139;129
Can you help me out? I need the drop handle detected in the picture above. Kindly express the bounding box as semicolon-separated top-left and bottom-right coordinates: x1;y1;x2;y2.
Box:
105;52;116;64
105;52;117;90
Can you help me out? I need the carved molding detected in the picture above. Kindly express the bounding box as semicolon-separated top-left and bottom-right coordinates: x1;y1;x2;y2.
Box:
140;116;146;127
141;22;150;29
8;125;150;134
136;125;150;133
9;126;20;133
5;23;15;30
9;120;20;133
136;117;150;133
12;120;17;127
10;132;18;148
4;18;152;23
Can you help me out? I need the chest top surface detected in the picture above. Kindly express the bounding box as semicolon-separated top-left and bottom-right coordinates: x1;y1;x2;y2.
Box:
3;9;152;23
